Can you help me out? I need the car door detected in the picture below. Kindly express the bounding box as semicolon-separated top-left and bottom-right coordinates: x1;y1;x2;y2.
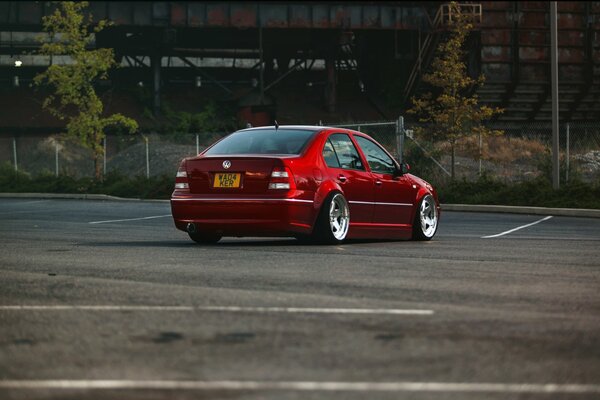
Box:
322;133;374;224
353;135;416;226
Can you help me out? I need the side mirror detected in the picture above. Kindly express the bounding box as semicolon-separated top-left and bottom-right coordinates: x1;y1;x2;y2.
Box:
395;162;410;176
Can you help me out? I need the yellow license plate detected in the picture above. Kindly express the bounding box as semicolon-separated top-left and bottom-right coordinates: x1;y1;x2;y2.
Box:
213;173;241;188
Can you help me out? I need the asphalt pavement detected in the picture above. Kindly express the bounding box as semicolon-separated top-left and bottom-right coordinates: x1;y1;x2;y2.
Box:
1;198;599;399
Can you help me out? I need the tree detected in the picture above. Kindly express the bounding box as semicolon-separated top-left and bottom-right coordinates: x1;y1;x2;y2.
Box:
34;1;138;180
408;2;503;179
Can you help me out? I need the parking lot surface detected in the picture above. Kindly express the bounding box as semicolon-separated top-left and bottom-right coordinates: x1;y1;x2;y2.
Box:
1;198;599;399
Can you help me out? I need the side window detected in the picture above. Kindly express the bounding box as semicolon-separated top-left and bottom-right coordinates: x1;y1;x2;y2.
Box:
354;136;396;174
322;139;340;168
329;134;365;170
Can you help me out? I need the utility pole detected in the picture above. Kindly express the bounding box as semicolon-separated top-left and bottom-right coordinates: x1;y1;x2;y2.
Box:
550;1;560;189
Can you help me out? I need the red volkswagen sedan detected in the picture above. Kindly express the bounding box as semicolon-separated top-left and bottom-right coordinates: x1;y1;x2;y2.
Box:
171;125;440;244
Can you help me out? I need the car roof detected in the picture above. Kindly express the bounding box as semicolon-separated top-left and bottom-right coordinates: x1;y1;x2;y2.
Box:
237;125;331;132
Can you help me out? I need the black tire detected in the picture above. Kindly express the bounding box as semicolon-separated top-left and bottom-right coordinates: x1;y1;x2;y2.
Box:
188;232;222;244
412;194;438;241
312;192;350;245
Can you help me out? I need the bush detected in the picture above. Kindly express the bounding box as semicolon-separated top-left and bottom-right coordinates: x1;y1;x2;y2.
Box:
0;166;173;200
438;175;600;209
1;163;599;208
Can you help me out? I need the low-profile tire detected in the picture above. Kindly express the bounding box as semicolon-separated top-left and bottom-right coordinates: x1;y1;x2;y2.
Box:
188;232;222;244
412;194;438;241
313;192;350;244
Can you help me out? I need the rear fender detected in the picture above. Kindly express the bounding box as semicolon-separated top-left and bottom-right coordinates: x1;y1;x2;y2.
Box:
311;180;343;226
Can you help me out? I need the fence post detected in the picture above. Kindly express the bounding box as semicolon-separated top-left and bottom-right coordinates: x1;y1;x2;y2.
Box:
55;141;59;177
566;122;570;183
396;116;404;164
12;137;17;172
103;136;107;177
145;136;150;179
479;131;482;177
196;133;199;155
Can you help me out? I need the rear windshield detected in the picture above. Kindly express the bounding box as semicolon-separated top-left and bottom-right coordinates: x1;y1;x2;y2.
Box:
204;129;317;156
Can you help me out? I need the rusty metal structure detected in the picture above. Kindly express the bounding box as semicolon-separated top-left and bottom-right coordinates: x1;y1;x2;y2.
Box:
0;1;598;131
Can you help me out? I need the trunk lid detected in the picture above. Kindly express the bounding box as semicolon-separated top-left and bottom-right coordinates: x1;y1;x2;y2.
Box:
186;156;284;195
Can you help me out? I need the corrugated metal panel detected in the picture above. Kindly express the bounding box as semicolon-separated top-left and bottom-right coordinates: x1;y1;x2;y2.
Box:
108;2;133;26
206;3;229;27
133;2;152;25
482;30;511;45
289;5;310;28
171;2;187;26
482;46;512;62
231;4;256;28
261;4;289;28
313;5;330;29
0;1;429;30
187;3;206;27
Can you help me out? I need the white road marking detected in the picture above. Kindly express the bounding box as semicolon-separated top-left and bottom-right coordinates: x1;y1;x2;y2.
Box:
0;305;433;315
16;200;50;205
0;380;599;394
88;214;171;224
481;216;553;238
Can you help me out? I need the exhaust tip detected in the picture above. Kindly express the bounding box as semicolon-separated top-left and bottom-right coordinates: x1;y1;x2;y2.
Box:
186;222;196;233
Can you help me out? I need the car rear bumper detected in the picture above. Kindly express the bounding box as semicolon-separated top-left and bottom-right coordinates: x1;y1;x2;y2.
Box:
170;192;316;237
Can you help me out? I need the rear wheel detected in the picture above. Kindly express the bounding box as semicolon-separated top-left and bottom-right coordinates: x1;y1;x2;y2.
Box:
412;194;438;241
188;232;222;244
313;192;350;244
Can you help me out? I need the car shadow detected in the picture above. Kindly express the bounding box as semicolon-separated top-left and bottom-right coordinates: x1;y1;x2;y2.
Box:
86;238;404;248
88;241;194;248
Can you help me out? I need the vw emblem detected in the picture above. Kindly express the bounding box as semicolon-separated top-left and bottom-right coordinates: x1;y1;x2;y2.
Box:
222;160;231;169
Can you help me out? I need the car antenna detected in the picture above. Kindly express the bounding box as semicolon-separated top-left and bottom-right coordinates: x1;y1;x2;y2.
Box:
274;120;279;130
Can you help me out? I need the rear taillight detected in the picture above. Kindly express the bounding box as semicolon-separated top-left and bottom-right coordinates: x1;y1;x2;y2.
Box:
174;163;189;191
268;166;295;190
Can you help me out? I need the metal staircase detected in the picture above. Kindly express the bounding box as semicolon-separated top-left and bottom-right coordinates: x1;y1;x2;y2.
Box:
402;3;482;107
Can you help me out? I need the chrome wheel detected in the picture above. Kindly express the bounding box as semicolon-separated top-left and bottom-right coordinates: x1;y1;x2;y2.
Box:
329;193;350;241
419;194;438;238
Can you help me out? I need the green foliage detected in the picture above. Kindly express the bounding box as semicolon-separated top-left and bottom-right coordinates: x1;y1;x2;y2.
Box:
159;100;240;142
408;1;503;179
3;161;598;208
438;175;600;209
0;165;173;200
33;1;138;180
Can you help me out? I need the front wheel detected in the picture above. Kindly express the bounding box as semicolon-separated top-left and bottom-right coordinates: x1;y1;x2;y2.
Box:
412;194;438;241
188;232;222;244
313;192;350;244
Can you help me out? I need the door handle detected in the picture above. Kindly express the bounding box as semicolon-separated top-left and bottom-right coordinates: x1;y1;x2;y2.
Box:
375;180;382;186
338;175;347;183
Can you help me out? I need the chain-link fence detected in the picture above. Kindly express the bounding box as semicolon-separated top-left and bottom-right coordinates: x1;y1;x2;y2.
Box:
329;120;403;161
2;121;599;184
326;119;600;185
406;121;600;184
0;132;225;179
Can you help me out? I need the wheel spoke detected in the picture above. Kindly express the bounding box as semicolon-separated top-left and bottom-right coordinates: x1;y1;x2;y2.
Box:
332;219;340;231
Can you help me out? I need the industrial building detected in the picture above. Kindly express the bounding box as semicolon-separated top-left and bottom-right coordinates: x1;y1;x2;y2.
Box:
0;1;598;133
